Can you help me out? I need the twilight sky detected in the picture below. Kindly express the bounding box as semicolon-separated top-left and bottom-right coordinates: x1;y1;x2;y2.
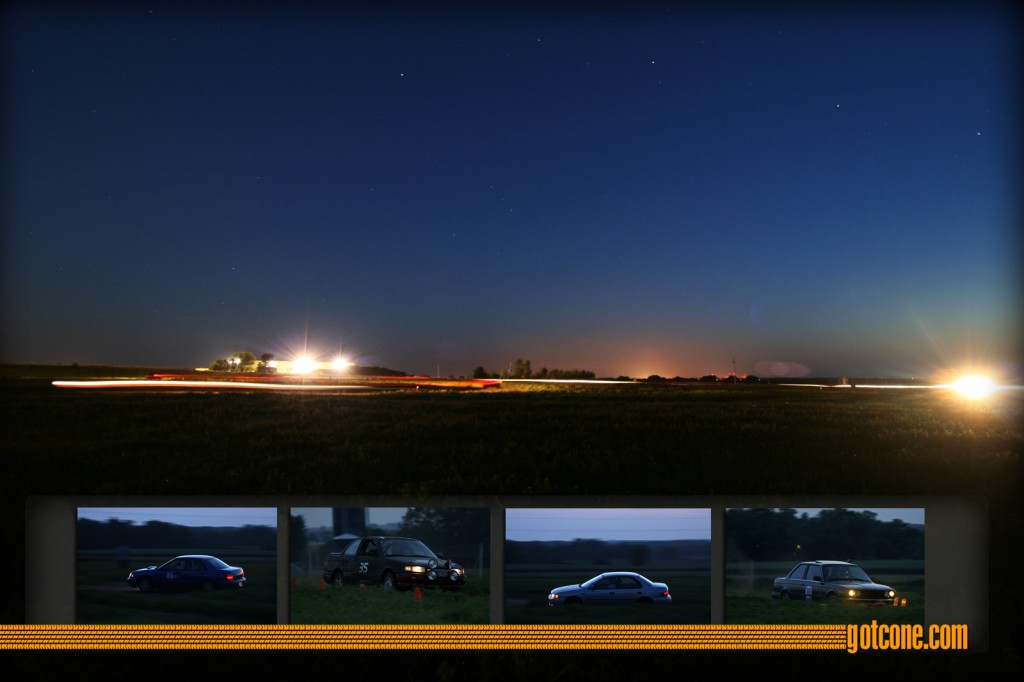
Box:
3;2;1019;379
77;507;277;528
506;508;711;542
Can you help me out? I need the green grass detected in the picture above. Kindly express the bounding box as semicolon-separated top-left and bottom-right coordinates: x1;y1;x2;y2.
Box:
724;595;925;625
289;575;490;624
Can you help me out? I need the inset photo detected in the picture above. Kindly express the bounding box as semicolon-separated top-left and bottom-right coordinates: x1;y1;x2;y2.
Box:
76;506;278;623
504;507;711;624
289;507;490;623
725;507;925;625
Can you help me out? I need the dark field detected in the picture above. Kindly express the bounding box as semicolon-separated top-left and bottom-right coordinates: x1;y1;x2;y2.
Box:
4;364;1023;669
289;572;491;624
4;365;1020;499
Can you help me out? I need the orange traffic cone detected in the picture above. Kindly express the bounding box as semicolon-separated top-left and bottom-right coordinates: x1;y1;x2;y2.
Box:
318;578;325;589
414;587;422;602
359;583;366;593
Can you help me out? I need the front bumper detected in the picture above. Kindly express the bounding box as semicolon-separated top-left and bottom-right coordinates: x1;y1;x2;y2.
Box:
397;569;466;588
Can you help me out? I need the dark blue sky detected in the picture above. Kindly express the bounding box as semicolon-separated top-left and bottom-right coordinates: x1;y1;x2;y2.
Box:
4;2;1019;379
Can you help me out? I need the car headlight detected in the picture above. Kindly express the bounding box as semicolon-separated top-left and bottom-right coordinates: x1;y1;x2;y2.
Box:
449;570;460;582
848;590;857;598
428;570;438;581
404;565;426;573
887;590;896;598
549;593;558;600
428;559;437;569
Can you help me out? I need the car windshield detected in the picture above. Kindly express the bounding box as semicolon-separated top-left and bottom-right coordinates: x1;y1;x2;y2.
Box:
382;540;437;558
580;575;610;588
824;564;872;582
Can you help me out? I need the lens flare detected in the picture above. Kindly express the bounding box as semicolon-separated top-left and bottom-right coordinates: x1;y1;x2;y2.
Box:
951;375;996;399
292;356;317;374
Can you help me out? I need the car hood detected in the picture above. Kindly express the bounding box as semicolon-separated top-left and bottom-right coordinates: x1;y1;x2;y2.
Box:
549;584;583;595
392;555;461;567
829;580;893;591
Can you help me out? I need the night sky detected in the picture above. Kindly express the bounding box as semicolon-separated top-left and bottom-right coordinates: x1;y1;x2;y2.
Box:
4;2;1019;379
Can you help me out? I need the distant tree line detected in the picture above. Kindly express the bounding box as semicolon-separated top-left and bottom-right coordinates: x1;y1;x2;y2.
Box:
397;507;490;568
473;358;595;380
209;352;275;373
77;518;276;551
505;539;710;566
725;508;924;562
208;352;407;376
644;374;762;383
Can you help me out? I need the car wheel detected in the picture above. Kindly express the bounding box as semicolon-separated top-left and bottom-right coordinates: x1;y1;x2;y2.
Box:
826;592;839;603
382;572;397;591
201;580;215;592
331;571;343;587
780;590;791;601
138;578;152;593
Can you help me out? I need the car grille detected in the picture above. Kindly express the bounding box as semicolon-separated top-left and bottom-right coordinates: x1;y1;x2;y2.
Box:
855;589;890;599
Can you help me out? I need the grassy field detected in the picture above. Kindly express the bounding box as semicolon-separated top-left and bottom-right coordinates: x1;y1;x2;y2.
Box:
290;572;490;624
75;554;277;624
4;364;1022;668
4;364;1019;500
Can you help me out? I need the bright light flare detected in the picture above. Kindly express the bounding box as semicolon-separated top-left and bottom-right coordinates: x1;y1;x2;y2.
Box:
292;356;317;374
332;357;351;371
951;375;997;399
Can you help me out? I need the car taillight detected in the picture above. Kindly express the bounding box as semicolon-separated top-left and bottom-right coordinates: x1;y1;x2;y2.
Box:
226;575;233;580
661;591;669;597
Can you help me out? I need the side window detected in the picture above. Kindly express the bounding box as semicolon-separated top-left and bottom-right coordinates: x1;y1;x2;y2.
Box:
362;540;379;557
788;564;808;580
619;576;641;589
342;541;359;557
806;566;822;581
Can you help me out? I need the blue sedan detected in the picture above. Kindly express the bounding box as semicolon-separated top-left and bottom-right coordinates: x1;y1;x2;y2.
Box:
128;554;246;592
548;572;671;606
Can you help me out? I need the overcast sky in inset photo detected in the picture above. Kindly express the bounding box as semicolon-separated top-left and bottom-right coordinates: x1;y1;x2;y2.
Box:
506;508;711;542
77;507;277;528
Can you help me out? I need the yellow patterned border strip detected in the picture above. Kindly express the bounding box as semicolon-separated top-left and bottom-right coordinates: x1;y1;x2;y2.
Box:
0;624;846;650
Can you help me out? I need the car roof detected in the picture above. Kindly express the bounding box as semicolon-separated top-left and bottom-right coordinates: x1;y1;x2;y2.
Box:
173;554;217;560
805;560;856;566
596;571;643;578
365;536;418;541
